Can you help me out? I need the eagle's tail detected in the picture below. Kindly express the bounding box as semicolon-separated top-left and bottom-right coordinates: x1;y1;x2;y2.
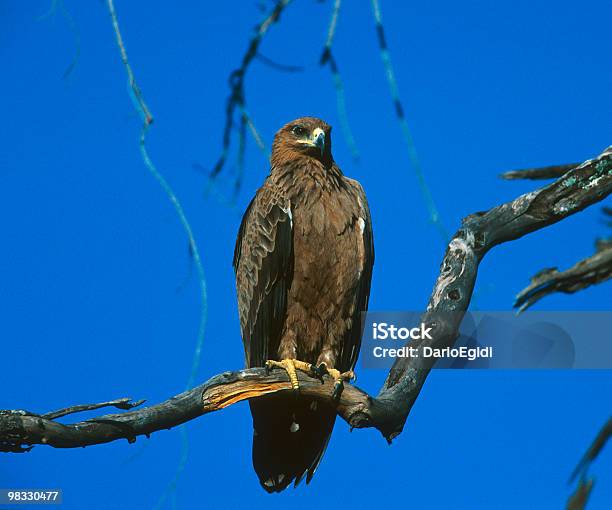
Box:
249;394;336;492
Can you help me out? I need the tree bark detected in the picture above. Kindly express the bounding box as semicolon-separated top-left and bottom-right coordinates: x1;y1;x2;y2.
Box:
515;239;612;312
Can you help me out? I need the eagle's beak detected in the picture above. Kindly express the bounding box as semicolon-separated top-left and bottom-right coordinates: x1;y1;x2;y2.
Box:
311;128;325;155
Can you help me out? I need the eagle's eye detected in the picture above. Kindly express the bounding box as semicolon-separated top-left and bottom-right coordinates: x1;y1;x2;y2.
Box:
291;125;307;137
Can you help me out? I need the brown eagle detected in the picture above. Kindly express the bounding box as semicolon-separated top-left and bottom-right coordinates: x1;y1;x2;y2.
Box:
233;117;374;492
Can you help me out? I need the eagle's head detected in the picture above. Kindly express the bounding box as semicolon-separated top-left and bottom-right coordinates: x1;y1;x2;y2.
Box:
271;117;333;168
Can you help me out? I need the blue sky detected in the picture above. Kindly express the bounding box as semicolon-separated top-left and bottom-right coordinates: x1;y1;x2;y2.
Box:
1;1;611;508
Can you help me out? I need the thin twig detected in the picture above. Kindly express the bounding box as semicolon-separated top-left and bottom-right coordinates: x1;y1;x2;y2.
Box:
370;0;448;242
38;0;81;79
255;52;304;72
567;479;595;510
569;416;612;483
106;0;208;390
235;110;247;199
138;125;209;390
153;426;189;510
42;398;145;420
514;239;612;312
500;163;580;180
240;104;267;154
107;1;153;125
105;2;209;507
193;163;243;215
602;206;612;228
320;0;359;161
565;417;611;510
209;0;291;190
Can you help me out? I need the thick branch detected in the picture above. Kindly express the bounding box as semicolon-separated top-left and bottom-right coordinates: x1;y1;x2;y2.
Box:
514;239;612;312
0;368;373;451
2;146;610;452
374;146;612;439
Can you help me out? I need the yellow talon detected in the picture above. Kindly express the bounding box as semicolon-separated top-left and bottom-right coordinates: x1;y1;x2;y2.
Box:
326;368;355;383
265;359;313;391
313;363;355;400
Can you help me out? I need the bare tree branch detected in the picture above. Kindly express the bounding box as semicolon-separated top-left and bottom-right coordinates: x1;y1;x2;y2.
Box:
566;416;611;510
38;0;81;79
370;0;448;242
500;163;580;180
569;416;612;483
209;0;291;184
2;146;610;452
0;369;371;452
603;206;612;227
567;479;595;510
105;0;208;392
105;5;212;505
514;239;612;312
320;0;360;161
42;398;146;421
106;0;152;125
255;52;304;72
375;146;611;438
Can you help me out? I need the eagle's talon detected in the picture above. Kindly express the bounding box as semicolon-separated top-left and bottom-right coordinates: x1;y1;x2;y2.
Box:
264;360;273;375
329;369;355;400
264;358;313;392
332;380;344;401
310;363;327;383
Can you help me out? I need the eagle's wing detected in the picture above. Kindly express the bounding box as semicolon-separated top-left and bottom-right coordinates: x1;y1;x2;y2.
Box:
233;184;293;367
339;178;375;372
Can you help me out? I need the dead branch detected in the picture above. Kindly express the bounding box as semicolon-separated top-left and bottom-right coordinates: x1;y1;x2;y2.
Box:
42;398;146;420
106;0;208;393
515;238;612;312
106;0;152;126
603;206;612;226
1;146;610;452
38;0;81;79
255;52;304;72
500;163;580;180
209;0;291;183
566;416;611;510
567;479;595;510
320;0;359;161
569;416;612;483
370;0;448;241
0;369;371;452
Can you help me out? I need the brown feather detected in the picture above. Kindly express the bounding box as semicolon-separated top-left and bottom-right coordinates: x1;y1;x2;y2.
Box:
234;117;374;491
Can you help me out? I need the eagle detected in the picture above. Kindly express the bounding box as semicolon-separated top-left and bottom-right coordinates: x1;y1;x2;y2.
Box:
233;117;374;492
